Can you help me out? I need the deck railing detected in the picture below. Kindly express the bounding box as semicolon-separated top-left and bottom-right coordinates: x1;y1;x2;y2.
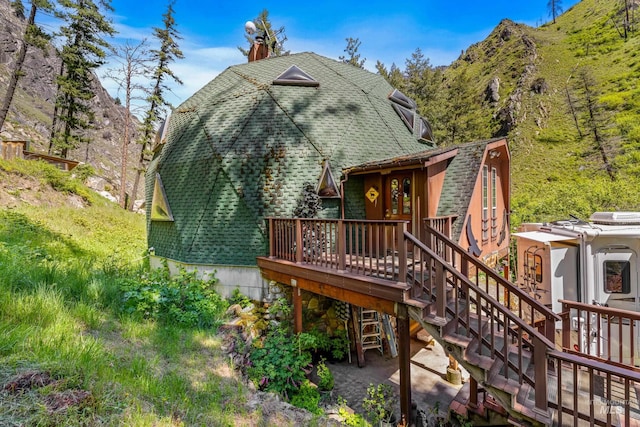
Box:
548;350;640;426
421;224;560;343
560;299;640;368
268;218;408;281
423;215;457;239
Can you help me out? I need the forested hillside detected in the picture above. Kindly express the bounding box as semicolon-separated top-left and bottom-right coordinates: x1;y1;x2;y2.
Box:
377;0;640;225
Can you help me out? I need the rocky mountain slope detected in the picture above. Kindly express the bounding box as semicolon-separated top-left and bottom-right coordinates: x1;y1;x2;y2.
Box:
0;0;141;200
440;0;640;223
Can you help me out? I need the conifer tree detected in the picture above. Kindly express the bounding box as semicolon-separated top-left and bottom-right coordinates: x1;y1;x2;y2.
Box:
0;0;55;132
339;37;365;69
129;1;183;210
375;61;405;91
51;0;115;159
442;69;483;146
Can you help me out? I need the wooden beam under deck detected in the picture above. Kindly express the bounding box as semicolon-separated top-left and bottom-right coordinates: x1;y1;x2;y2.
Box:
257;257;411;316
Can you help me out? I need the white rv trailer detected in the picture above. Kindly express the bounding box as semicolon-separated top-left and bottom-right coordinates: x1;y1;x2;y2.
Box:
514;212;640;365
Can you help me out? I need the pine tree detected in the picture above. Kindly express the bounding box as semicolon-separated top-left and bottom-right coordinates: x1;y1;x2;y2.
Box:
339;37;365;69
442;70;484;146
0;0;55;132
51;0;115;159
129;1;183;210
403;48;444;137
375;61;405;91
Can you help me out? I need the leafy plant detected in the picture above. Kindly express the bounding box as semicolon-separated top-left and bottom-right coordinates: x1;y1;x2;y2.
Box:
293;181;322;218
330;328;350;361
120;264;228;329
290;380;322;415
247;329;312;400
362;383;395;425
337;396;370;426
228;288;252;308
316;358;334;391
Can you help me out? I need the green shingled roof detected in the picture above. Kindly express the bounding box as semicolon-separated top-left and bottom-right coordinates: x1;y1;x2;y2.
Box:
147;52;435;266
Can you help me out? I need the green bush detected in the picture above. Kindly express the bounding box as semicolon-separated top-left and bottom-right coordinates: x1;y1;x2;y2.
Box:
316;358;334;391
228;288;252;308
120;265;228;329
290;380;322;415
362;383;395;425
247;329;312;400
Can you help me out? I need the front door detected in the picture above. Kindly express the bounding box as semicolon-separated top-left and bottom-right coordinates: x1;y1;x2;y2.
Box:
384;173;412;229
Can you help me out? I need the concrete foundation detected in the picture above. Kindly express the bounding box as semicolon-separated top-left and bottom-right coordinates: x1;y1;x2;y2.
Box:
149;255;268;301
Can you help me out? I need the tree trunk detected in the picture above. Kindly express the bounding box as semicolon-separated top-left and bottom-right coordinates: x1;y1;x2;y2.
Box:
0;4;37;133
48;60;65;154
120;92;131;209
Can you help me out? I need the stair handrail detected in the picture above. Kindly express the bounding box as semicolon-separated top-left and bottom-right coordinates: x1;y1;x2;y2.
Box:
405;230;555;348
405;230;555;413
423;224;560;340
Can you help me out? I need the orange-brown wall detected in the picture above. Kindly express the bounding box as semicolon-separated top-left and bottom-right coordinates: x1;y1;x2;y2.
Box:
460;143;510;266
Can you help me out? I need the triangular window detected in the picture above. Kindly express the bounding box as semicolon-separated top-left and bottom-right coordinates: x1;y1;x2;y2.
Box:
273;65;319;87
417;116;434;142
317;161;341;198
392;103;415;132
388;89;416;110
151;173;174;221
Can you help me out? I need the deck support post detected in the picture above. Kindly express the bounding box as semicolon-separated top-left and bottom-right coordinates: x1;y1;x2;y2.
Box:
293;286;303;333
295;219;303;263
468;377;478;409
268;218;275;258
397;304;412;426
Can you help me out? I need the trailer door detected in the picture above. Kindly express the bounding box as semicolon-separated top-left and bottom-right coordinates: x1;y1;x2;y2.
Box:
596;248;639;365
595;249;638;311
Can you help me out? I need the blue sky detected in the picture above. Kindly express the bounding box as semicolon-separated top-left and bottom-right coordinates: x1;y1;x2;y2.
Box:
101;0;580;109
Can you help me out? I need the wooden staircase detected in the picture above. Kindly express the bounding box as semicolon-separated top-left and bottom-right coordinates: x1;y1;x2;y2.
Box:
261;218;640;426
405;226;640;426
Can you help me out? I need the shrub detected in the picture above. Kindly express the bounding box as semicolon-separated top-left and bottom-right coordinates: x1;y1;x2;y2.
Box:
316;358;334;391
363;383;395;425
290;380;322;415
247;329;312;400
228;288;252;308
120;265;228;329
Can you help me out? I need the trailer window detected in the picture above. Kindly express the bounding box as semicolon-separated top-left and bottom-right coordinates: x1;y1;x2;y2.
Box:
604;261;630;294
526;253;543;283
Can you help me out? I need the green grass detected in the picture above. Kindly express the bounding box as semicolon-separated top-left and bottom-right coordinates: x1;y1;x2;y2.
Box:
0;161;297;426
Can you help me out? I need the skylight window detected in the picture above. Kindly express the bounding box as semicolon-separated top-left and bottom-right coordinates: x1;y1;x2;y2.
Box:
150;173;174;221
273;65;319;87
388;89;417;110
392;103;415;132
417;116;434;142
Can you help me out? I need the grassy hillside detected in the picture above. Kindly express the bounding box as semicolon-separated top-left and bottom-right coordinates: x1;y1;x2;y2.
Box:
439;0;640;225
0;160;318;426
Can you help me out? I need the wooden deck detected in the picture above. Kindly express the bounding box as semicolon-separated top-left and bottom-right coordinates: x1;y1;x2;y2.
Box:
259;217;640;426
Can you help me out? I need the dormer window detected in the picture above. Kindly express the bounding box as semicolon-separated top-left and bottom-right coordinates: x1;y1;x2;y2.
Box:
273;65;319;87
